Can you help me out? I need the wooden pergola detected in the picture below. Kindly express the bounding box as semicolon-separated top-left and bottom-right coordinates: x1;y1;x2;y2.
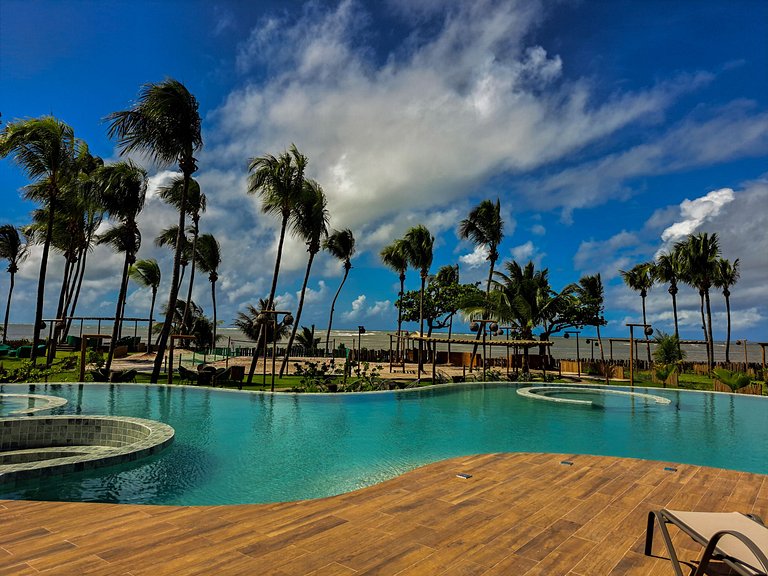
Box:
391;332;553;381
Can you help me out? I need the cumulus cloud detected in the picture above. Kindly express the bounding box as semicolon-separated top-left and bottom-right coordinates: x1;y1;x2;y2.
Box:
459;245;489;268
659;188;735;245
510;241;542;263
342;294;392;320
574;231;641;280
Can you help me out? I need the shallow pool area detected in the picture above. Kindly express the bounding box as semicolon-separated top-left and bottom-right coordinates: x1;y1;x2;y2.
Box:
0;382;766;505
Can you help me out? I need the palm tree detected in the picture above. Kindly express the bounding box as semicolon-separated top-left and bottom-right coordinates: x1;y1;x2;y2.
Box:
158;176;205;330
195;233;221;347
280;180;329;376
380;239;409;363
575;274;607;383
106;78;203;383
435;264;460;357
0;116;78;363
0;225;29;343
620;262;655;365
676;233;720;368
94;161;147;372
295;325;320;355
129;259;161;351
459;199;504;362
714;258;740;364
323;228;355;356
654;249;683;343
245;144;308;383
401;225;434;373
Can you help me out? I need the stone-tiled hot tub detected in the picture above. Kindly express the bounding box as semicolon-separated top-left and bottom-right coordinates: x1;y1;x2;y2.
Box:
0;415;174;487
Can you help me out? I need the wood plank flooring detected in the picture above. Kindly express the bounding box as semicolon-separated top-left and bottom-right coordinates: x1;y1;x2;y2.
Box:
1;453;766;575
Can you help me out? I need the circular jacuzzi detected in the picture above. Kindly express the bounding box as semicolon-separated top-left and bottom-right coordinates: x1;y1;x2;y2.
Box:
0;415;174;486
517;386;672;407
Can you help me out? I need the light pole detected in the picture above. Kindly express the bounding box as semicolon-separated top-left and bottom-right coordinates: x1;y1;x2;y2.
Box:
256;310;293;392
564;330;581;378
627;322;653;387
470;319;499;378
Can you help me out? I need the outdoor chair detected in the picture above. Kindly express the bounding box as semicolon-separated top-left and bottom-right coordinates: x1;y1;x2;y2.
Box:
90;368;110;382
177;365;198;385
213;367;232;386
646;509;768;575
111;369;137;383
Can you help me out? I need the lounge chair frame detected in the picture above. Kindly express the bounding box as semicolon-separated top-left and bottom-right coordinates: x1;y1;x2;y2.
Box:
646;509;768;576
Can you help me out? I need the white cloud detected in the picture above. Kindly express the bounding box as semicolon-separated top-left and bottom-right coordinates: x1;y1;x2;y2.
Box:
510;240;544;264
659;187;735;245
459;245;488;268
530;224;546;236
342;294;392;320
574;231;641;280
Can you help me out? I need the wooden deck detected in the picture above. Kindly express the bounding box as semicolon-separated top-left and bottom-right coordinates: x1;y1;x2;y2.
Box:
1;453;766;575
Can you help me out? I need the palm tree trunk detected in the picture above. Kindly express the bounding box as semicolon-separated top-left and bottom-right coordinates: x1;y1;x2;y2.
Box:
182;217;199;331
47;258;72;365
211;280;217;348
148;288;157;353
3;271;15;344
152;172;190;383
641;295;651;366
280;251;316;377
705;288;715;369
670;285;680;356
324;268;349;356
62;251;83;339
396;274;405;363
106;252;131;373
418;274;425;373
31;204;55;365
64;248;89;338
597;323;607;385
699;290;710;368
247;214;289;384
724;291;731;364
470;259;496;366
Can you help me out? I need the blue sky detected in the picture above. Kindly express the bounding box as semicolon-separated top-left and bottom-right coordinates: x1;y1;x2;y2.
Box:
1;0;767;341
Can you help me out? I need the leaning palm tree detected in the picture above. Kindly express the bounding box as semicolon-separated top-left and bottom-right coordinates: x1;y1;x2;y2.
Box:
245;144;308;383
0;225;29;343
106;78;203;383
280;180;329;376
380;239;409;363
401;225;434;373
94;161;147;372
323;228;355;356
654;249;683;343
0;116;78;363
195;233;221;347
713;257;740;364
129;258;161;351
620;262;655;365
158;176;205;330
676;233;720;368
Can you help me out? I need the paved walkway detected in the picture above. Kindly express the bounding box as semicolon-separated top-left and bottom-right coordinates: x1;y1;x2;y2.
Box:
2;453;766;574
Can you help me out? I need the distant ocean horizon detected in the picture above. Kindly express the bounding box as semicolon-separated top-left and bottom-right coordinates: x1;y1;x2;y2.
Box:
2;323;762;365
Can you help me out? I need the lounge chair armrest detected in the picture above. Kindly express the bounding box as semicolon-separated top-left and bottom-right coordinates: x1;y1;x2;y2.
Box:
694;529;768;576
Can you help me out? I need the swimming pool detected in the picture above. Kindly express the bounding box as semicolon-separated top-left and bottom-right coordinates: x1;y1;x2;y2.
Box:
1;382;766;505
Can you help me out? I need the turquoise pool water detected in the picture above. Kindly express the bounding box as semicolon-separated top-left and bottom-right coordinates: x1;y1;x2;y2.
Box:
1;382;766;505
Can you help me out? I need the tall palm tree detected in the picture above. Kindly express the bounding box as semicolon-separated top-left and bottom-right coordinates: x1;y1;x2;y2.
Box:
654;249;683;343
129;258;161;351
195;233;221;347
714;258;740;364
323;228;355;356
620;262;655;365
380;239;409;364
245;144;308;383
401;225;434;373
575;273;607;383
0;116;78;363
106;78;203;383
0;225;29;343
158;177;205;330
435;264;460;356
94;161;147;372
280;180;329;376
676;233;720;368
459;199;504;362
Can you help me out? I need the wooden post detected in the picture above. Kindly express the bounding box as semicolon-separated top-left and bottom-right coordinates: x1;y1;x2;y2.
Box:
432;337;437;383
629;326;635;387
